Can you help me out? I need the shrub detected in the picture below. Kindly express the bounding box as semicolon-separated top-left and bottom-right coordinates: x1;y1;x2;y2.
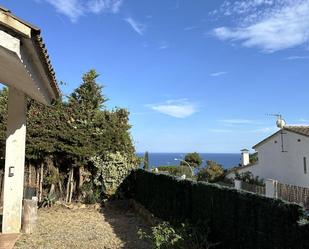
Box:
138;221;216;249
157;166;192;178
40;192;56;208
125;169;308;249
138;221;183;249
197;161;224;183
90;152;138;197
235;171;264;186
81;181;101;204
183;152;202;167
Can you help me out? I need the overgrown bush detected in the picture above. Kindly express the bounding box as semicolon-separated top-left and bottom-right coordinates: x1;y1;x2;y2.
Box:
81;181;102;204
197;161;224;183
183;152;202;167
90;152;138;197
235;171;264;186
157;166;192;178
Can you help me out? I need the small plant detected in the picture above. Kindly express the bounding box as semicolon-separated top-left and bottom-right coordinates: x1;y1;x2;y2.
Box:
138;222;183;249
81;181;101;204
138;221;217;249
40;192;56;208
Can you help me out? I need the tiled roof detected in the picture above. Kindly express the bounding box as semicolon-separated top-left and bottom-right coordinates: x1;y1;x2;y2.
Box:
0;5;60;99
253;126;309;149
284;126;309;137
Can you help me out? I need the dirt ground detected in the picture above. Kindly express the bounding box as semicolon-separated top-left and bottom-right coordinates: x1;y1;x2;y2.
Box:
14;201;152;249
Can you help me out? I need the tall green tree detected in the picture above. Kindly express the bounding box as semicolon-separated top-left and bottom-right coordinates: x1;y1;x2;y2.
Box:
183;152;202;168
64;69;107;166
0;69;137;202
143;151;149;170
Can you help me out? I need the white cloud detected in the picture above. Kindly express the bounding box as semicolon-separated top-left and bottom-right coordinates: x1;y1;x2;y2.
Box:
42;0;122;22
148;99;197;118
210;71;227;77
212;0;309;52
209;129;232;133
220;119;255;124
300;118;309;122
250;127;278;133
297;118;309;125
87;0;123;14
184;26;198;31
124;17;146;35
284;56;309;60
158;41;169;50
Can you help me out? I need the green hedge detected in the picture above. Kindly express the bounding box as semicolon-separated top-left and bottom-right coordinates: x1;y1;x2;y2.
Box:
123;169;309;249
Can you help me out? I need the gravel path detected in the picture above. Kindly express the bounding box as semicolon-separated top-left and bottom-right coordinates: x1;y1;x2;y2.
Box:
14;201;151;249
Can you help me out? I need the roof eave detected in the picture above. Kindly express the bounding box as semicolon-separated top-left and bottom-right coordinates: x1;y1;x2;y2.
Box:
0;7;60;100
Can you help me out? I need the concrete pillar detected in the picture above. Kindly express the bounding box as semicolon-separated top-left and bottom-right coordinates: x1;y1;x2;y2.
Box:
2;87;27;234
234;179;242;190
265;179;278;198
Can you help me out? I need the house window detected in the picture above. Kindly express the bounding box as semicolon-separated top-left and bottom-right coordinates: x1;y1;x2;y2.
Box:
304;157;307;174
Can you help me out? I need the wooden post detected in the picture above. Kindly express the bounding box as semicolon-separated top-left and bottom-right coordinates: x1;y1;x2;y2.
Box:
22;198;38;234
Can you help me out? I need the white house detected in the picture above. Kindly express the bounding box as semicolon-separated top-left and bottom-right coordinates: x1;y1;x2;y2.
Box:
227;119;309;188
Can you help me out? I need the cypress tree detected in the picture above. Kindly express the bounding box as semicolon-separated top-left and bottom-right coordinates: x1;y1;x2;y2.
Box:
144;151;149;170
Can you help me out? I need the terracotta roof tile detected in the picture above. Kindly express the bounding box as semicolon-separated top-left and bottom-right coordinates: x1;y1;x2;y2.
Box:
284;126;309;137
0;5;60;99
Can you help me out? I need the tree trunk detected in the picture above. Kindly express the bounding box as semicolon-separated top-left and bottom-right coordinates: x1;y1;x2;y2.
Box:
66;168;74;204
36;165;39;198
78;166;84;200
58;180;63;200
49;183;55;195
68;168;74;203
65;170;70;203
28;163;31;186
39;163;44;202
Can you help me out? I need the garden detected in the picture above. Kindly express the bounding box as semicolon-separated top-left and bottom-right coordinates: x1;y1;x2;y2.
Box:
0;69;308;249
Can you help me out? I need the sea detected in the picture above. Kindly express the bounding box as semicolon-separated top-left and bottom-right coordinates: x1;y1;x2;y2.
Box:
136;153;241;169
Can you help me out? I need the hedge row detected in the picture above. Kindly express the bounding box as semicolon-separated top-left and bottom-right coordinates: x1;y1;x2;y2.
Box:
123;169;309;249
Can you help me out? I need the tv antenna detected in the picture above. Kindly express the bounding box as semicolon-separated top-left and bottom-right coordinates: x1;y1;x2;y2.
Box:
266;113;287;152
266;113;286;129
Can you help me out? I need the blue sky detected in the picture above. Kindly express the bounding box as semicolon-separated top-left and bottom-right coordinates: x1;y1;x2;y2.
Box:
2;0;309;153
